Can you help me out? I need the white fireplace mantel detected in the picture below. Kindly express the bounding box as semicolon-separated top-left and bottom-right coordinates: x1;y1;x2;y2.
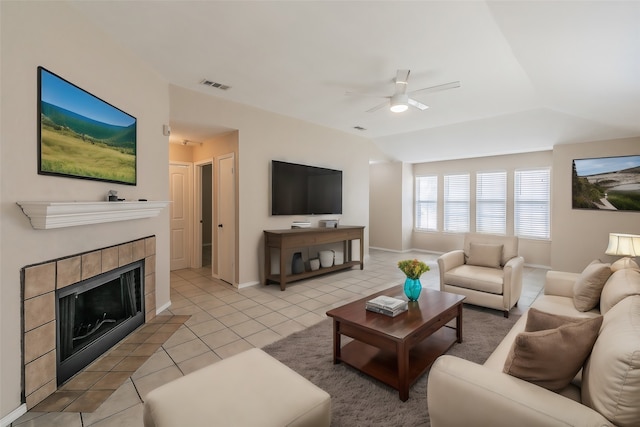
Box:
16;200;170;229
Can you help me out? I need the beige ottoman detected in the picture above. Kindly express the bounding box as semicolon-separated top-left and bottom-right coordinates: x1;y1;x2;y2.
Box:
143;348;331;427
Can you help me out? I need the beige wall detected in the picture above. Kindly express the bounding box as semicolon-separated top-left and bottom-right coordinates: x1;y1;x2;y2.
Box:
409;151;553;266
369;162;403;250
0;2;170;419
369;161;414;252
551;137;640;271
169;85;371;286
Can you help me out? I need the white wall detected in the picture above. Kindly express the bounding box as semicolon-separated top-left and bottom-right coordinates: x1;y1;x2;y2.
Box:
0;2;170;418
551;137;640;271
169;85;371;286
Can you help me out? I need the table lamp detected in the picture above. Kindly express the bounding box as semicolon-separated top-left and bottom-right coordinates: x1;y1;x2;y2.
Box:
605;233;640;271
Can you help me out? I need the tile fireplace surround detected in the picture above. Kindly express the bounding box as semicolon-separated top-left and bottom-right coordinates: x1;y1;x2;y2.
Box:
21;236;157;409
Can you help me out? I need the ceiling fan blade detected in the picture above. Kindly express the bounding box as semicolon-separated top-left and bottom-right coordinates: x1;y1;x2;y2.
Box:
345;91;389;98
409;81;461;96
395;69;410;84
408;98;429;111
395;69;410;94
366;100;389;113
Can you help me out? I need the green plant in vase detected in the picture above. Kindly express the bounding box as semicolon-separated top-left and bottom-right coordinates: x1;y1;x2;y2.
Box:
398;259;430;301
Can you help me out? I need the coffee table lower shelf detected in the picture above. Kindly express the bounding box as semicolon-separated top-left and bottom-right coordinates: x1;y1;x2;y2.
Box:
337;326;457;397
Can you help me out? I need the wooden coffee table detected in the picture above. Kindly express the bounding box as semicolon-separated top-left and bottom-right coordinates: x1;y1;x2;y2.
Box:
326;285;465;401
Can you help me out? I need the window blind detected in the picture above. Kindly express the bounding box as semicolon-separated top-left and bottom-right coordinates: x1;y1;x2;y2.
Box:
444;174;469;233
515;168;550;239
415;175;437;231
476;171;506;234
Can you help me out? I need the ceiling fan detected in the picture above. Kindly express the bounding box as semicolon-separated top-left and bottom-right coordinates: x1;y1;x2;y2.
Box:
347;69;460;113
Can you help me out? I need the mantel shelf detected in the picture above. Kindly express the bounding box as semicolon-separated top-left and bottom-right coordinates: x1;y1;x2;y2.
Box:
16;201;170;229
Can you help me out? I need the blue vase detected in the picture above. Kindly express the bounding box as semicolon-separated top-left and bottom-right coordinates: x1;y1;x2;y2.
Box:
404;277;422;301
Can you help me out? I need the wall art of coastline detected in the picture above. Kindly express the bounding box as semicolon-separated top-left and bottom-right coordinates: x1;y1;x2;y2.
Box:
572;155;640;212
38;67;137;185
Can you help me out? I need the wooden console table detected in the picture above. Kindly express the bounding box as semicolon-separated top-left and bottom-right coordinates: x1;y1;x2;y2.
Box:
264;226;364;290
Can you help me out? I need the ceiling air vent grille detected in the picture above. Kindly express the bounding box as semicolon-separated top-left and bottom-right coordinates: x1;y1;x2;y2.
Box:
200;79;231;91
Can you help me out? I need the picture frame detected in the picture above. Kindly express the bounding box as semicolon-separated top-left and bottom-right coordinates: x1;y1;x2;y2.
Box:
572;155;640;211
38;66;137;185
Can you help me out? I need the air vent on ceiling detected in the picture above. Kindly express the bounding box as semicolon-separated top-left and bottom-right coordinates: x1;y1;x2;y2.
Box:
353;126;367;131
200;79;231;91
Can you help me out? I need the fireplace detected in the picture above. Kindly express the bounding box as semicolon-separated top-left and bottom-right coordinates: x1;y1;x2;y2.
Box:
56;260;144;385
21;236;157;409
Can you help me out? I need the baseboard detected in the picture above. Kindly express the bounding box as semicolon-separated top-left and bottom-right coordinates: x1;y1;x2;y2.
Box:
238;280;260;289
369;246;444;256
524;263;551;270
156;300;171;315
1;404;27;427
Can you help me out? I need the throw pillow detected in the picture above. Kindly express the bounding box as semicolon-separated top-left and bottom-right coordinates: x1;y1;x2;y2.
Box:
466;243;503;268
503;314;603;392
524;307;595;332
573;260;612;312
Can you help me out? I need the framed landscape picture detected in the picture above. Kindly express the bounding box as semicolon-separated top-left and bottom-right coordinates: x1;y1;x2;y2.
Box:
572;155;640;211
38;67;137;185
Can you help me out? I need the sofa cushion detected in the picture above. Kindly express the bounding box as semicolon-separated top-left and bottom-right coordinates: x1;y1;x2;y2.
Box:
466;243;503;269
599;268;640;315
573;260;612;312
444;265;504;294
582;296;640;427
503;311;603;392
611;257;639;272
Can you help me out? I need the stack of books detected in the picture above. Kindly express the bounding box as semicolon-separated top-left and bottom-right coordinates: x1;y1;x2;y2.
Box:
365;295;408;317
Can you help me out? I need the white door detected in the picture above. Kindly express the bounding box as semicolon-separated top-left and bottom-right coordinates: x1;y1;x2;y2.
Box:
169;163;192;270
217;154;235;284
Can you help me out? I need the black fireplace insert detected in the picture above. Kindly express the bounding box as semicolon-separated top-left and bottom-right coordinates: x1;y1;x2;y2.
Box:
56;260;144;385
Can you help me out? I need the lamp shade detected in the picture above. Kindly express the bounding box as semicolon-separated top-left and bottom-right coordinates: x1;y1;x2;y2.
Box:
605;233;640;257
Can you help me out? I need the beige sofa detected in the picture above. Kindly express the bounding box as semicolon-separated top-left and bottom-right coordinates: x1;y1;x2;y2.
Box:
427;264;640;427
438;233;524;317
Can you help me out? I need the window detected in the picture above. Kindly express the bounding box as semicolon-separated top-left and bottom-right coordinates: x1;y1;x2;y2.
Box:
515;168;550;239
444;174;469;232
476;171;506;234
415;175;437;231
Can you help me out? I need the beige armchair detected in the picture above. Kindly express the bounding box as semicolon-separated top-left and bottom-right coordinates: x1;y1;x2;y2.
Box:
437;233;524;317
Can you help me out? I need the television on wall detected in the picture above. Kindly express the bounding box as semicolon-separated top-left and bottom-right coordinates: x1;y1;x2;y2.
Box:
572;154;640;211
271;160;342;215
38;66;137;185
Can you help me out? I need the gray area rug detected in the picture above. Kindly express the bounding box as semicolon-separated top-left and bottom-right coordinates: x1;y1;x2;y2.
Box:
263;305;519;427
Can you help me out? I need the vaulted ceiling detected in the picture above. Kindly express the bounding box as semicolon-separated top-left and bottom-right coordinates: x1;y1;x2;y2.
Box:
71;1;640;163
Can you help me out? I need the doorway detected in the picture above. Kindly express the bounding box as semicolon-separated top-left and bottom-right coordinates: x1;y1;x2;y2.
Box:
216;154;235;285
201;164;213;267
169;162;192;271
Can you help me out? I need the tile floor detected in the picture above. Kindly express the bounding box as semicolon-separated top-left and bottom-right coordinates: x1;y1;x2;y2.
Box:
12;249;547;427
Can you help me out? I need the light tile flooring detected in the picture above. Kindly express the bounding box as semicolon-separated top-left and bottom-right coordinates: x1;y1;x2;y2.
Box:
12;249;547;427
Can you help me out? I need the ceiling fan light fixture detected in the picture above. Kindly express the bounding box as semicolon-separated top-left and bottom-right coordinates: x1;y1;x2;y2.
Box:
390;93;409;113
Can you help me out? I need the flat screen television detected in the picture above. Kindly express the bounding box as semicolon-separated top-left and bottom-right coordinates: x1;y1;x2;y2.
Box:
38;66;137;185
572;154;640;211
271;160;342;215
